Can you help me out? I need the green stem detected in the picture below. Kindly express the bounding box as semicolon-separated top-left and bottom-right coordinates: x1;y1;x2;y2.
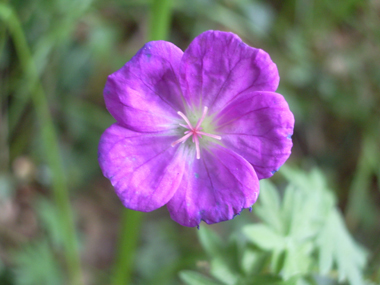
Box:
345;132;378;229
111;0;172;284
148;0;173;41
0;17;8;171
0;4;83;284
112;210;143;285
7;3;91;138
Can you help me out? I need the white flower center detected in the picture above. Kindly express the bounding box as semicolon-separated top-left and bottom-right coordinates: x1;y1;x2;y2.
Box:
171;106;221;159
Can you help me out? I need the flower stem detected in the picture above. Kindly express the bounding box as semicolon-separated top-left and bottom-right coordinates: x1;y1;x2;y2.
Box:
148;0;173;41
112;210;143;285
0;4;83;284
111;0;173;284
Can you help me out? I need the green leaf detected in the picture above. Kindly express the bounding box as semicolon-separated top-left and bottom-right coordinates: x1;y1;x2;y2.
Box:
281;184;322;240
12;241;63;285
243;224;285;251
270;250;286;276
316;209;367;285
35;198;65;247
179;270;223;285
280;184;302;236
281;242;313;279
255;180;284;234
210;257;238;285
247;274;299;285
279;168;336;241
197;226;224;258
241;248;268;276
197;227;239;284
195;168;367;284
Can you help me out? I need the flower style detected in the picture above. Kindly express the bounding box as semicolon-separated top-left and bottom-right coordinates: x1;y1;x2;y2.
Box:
98;30;294;227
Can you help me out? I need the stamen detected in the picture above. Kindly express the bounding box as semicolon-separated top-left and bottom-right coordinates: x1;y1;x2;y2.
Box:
194;135;201;159
171;132;192;147
197;131;221;140
177;111;193;129
179;123;189;129
195;106;208;130
171;106;221;159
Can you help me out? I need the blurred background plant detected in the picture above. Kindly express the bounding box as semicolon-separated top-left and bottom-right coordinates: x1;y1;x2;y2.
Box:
0;0;379;284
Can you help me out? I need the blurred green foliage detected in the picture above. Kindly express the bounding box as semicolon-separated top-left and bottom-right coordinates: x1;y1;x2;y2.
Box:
181;168;368;285
1;0;379;284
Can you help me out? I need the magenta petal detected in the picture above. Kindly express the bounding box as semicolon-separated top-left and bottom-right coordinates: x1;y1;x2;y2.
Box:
98;124;185;211
166;144;259;227
104;41;184;132
215;91;294;180
179;30;279;113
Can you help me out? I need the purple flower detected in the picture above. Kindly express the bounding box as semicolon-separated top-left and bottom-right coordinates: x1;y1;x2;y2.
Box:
98;30;294;227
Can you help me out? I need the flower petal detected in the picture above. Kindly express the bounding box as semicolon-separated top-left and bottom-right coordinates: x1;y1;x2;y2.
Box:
166;144;259;227
179;30;279;113
215;91;294;180
104;41;184;132
98;123;185;211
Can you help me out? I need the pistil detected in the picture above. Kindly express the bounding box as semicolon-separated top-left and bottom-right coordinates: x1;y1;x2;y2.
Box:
171;106;221;159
